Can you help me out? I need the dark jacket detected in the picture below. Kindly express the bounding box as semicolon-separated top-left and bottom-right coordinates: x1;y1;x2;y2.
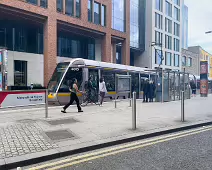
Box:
143;81;150;93
149;82;156;98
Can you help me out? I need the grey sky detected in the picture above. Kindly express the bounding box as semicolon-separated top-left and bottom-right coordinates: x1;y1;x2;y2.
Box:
185;0;212;54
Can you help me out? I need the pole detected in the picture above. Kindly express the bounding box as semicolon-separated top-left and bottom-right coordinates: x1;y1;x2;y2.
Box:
132;92;136;130
45;89;48;118
183;68;186;94
161;70;164;103
129;77;132;107
115;75;117;108
181;91;185;122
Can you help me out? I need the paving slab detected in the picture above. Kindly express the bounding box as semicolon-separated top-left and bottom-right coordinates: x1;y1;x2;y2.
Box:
0;95;212;169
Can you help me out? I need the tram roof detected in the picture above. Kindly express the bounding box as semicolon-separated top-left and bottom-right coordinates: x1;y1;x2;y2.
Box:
62;58;154;73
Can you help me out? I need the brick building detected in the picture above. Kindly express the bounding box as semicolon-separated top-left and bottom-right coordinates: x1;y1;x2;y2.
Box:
181;48;199;76
0;0;146;87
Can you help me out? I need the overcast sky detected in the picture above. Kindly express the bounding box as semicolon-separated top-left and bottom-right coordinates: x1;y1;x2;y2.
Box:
185;0;212;54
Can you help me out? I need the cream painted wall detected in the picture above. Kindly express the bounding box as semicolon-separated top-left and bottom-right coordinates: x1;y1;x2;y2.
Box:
7;51;44;86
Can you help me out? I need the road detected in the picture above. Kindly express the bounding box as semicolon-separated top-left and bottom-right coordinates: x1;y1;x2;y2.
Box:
27;126;212;170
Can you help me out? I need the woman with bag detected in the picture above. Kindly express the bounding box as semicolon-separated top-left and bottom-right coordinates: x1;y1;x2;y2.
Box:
99;78;107;106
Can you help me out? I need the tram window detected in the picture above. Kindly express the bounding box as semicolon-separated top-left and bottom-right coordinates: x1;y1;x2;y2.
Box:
101;70;115;91
58;67;83;92
48;62;69;92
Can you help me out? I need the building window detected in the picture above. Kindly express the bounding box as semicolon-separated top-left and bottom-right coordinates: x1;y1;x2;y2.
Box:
57;32;95;59
155;13;162;29
0;28;6;48
101;5;106;26
40;0;48;8
155;31;163;45
174;54;179;67
94;2;100;24
174;0;180;6
165;35;172;50
166;1;172;17
57;0;63;13
130;0;139;48
174;7;180;21
165;52;172;66
155;0;162;11
88;0;92;22
155;49;162;64
174;38;180;52
165;18;172;33
182;56;186;66
18;28;26;51
112;0;125;32
14;60;27;86
188;57;192;67
76;0;81;17
26;0;37;5
65;0;74;16
174;22;180;36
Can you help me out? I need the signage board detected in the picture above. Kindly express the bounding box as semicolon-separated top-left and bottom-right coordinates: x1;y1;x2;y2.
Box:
200;79;208;94
0;91;45;108
200;61;208;74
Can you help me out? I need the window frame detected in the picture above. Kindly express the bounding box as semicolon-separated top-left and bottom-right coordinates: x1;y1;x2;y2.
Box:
165;52;172;66
188;57;192;67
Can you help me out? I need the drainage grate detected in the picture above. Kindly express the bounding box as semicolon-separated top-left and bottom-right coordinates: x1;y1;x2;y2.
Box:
46;118;79;125
44;129;75;141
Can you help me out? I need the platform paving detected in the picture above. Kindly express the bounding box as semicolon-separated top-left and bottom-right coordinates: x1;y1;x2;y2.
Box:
0;95;212;169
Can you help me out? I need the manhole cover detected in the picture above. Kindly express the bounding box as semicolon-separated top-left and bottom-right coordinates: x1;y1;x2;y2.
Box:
46;118;79;125
45;129;75;141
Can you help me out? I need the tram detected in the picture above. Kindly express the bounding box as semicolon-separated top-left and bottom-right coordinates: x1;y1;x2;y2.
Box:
47;58;157;105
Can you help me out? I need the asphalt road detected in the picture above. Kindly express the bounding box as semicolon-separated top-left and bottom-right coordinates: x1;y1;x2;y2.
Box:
28;126;212;170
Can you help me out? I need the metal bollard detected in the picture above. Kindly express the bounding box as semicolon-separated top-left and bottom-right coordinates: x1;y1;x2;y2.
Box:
181;91;185;122
115;95;117;108
132;92;136;130
45;89;49;118
17;167;22;170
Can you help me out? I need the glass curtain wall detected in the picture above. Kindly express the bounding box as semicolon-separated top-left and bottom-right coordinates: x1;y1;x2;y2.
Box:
112;0;125;32
130;0;139;48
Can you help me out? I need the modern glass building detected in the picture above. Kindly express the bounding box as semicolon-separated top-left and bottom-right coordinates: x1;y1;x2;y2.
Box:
182;4;188;49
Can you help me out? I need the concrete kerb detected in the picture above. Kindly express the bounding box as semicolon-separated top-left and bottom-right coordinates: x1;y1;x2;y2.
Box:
3;120;212;170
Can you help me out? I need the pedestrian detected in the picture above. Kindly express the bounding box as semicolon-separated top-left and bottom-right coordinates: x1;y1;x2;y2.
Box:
99;77;107;106
190;80;196;97
61;78;83;113
149;80;155;102
143;79;149;102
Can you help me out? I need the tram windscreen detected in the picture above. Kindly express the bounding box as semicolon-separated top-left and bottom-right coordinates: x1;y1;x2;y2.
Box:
48;62;69;92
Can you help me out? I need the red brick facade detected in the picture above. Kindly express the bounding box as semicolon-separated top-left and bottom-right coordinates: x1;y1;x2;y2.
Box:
0;0;130;86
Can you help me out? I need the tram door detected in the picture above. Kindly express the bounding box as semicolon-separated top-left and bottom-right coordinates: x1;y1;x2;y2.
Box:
88;69;99;100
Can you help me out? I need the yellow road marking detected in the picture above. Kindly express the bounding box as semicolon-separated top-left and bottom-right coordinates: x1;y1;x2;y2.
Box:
47;126;212;170
28;126;212;170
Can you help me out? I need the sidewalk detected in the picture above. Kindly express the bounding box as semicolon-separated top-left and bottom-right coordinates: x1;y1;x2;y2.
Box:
0;95;212;169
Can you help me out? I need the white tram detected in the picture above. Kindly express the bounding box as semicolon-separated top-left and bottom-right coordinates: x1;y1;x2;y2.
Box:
47;58;157;105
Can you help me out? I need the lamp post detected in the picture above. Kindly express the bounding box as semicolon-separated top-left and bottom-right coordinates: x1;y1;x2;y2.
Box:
151;42;164;102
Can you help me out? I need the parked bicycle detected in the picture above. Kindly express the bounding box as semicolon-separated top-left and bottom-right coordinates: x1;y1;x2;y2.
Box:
81;88;100;107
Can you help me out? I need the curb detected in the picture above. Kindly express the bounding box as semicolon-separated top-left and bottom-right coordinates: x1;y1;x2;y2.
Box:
2;121;212;170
